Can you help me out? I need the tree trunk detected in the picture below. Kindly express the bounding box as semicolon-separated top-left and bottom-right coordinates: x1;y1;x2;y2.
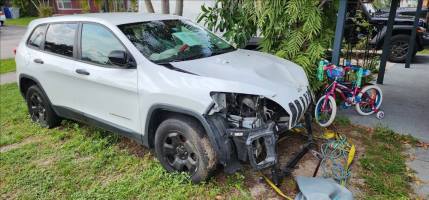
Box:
103;0;109;12
144;0;154;13
174;0;183;16
161;0;169;14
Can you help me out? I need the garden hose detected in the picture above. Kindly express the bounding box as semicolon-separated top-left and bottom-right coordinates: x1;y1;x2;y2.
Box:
319;133;356;186
260;173;293;200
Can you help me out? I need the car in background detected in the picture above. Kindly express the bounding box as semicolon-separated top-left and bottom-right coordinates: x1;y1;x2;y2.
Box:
361;2;428;62
0;11;6;26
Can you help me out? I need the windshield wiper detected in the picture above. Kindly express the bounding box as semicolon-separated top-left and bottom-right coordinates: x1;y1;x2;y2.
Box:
211;47;236;56
157;62;198;75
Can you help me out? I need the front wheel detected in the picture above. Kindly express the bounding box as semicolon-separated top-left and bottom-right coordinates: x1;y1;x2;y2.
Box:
355;85;383;116
314;95;337;127
154;115;217;183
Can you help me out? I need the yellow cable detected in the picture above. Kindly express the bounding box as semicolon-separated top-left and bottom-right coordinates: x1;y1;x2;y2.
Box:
260;173;293;200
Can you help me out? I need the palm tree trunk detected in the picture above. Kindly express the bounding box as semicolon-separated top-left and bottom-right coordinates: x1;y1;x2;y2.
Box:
161;0;169;14
174;0;183;16
144;0;154;13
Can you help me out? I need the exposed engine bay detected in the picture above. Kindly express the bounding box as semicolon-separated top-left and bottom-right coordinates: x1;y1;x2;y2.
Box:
209;93;290;130
206;92;311;172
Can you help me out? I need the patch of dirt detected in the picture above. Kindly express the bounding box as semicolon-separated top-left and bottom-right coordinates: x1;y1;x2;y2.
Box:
1;189;22;200
117;137;151;158
32;155;58;167
213;122;370;199
99;173;124;187
0;136;45;153
73;155;94;164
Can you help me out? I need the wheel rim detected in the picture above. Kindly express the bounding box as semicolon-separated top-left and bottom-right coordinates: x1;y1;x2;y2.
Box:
391;41;408;59
29;93;47;125
316;98;333;125
359;89;381;114
162;132;198;173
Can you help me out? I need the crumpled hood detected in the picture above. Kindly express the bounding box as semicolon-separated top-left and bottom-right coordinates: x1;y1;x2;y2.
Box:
170;49;309;94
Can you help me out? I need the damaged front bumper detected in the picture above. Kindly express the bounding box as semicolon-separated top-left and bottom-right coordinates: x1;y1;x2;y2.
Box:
205;110;314;175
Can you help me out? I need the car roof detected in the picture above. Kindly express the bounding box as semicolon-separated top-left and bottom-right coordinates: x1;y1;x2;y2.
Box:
30;12;184;27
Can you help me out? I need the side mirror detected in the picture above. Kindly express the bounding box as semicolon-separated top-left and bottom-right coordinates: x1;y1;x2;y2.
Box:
108;50;136;68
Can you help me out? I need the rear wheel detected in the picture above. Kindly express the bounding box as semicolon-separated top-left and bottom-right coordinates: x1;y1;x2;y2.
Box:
388;34;416;63
355;85;383;116
154;115;217;183
25;85;61;128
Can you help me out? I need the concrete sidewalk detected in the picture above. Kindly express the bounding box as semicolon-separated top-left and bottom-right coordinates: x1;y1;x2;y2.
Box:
0;26;27;59
339;55;429;142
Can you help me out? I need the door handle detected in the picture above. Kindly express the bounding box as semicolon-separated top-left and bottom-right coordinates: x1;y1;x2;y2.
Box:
33;59;44;64
75;69;90;75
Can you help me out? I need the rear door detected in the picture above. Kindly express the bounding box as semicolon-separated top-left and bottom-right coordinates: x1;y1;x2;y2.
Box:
72;23;140;134
27;23;80;108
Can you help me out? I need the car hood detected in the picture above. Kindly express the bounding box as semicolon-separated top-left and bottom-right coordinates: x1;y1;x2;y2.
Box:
170;49;309;95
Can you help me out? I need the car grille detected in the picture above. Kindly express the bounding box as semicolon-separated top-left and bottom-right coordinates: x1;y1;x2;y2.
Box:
288;89;312;127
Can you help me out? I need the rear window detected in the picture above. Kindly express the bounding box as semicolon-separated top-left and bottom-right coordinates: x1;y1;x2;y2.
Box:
44;23;78;57
28;25;47;49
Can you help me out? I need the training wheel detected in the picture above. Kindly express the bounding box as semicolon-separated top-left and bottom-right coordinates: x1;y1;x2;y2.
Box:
376;110;384;119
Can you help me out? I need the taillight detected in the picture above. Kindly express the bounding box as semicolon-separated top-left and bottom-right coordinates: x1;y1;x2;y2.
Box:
13;48;16;55
417;27;426;33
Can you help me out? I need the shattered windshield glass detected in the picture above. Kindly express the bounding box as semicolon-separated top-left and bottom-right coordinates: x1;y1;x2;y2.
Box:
118;19;235;64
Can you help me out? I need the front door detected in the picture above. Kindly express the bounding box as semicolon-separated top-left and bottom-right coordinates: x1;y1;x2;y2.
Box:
72;23;140;134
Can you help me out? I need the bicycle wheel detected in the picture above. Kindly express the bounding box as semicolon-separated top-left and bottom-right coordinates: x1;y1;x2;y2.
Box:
355;85;383;116
315;95;337;127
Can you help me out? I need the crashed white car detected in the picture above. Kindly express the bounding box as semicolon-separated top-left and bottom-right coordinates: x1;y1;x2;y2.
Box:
16;13;312;182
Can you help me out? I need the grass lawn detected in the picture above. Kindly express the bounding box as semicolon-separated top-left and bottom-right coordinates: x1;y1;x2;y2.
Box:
0;83;417;199
0;83;250;199
0;59;16;74
4;17;37;27
359;127;417;199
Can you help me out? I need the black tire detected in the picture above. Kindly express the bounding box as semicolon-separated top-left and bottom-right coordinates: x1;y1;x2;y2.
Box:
388;34;416;63
154;115;217;183
25;85;61;128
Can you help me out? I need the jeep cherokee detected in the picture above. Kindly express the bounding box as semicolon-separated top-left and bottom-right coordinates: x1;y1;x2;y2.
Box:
15;13;312;183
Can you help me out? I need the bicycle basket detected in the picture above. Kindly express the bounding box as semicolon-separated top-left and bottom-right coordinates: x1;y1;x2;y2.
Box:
326;67;345;79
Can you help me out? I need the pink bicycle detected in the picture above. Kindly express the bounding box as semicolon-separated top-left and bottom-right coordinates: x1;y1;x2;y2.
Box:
314;61;384;127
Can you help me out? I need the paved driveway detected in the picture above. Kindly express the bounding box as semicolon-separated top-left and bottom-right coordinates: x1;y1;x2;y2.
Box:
0;26;27;59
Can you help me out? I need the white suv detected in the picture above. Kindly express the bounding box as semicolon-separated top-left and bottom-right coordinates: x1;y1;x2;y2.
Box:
16;13;312;182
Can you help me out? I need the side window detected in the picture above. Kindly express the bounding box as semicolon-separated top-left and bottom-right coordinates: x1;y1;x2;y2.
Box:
44;23;78;57
28;25;47;48
81;23;126;66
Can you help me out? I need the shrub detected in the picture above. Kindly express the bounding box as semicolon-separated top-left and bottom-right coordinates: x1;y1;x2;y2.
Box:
38;5;53;17
198;0;338;90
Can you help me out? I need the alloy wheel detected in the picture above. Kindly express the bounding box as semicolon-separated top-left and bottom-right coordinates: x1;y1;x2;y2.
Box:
162;132;198;173
391;41;408;59
29;93;47;126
